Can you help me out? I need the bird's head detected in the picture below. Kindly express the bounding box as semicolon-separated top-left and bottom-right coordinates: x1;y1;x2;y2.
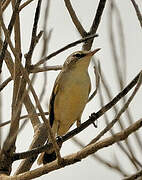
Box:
64;48;100;71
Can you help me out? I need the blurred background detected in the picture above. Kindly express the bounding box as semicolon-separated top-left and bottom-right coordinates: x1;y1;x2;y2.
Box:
1;0;142;179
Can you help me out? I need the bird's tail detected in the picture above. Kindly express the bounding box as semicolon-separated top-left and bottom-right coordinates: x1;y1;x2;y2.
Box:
37;151;56;165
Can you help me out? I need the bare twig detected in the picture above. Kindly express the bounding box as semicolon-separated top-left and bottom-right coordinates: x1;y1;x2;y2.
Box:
0;77;12;92
98;64;142;169
72;137;128;177
0;0;22;73
39;0;51;103
108;2;124;88
8;118;142;180
83;0;107;50
90;0;107;34
0;12;44;175
64;0;87;37
15;124;48;174
12;71;141;161
0;4;44;175
19;0;35;11
25;0;42;66
33;34;98;67
110;1;126;82
30;65;62;73
109;0;142;161
88;71;142;145
10;0;22;155
131;0;142;28
1;1;62;166
14;0;51;173
0;112;49;128
123;169;142;180
2;0;11;11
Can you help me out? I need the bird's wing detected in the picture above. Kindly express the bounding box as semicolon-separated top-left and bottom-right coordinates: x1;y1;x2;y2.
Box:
38;71;65;166
49;70;65;127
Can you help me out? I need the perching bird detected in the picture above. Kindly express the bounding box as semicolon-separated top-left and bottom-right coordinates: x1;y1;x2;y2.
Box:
37;48;100;165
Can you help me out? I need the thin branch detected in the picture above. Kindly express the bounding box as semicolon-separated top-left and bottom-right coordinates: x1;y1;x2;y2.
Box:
0;10;43;175
90;0;107;34
0;69;61;89
39;0;51;103
0;12;43;175
12;71;141;161
108;2;124;89
88;70;142;169
19;0;35;11
109;0;142;158
8;118;142;180
131;0;142;28
30;65;62;73
10;0;22;158
2;0;11;12
15;124;48;174
25;0;42;66
0;2;24;151
98;64;142;169
1;10;62;165
113;2;126;81
22;0;62;165
64;0;87;37
123;169;142;180
88;71;142;146
83;0;107;50
0;0;22;73
72;137;128;177
32;34;98;67
0;77;12;92
0;112;49;128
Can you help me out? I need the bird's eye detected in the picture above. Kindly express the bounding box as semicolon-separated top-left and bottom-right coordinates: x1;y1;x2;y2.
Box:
74;53;85;58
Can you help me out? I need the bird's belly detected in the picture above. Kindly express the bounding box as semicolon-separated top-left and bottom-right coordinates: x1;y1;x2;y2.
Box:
54;79;89;135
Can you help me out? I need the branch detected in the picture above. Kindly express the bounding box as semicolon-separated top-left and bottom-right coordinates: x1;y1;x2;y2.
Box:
32;34;98;67
0;0;22;73
19;0;35;11
0;77;12;92
64;0;87;37
0;112;49;128
123;169;142;180
88;70;142;145
30;65;62;73
72;137;128;177
90;0;107;34
12;71;141;160
8;118;142;180
25;0;42;66
109;1;142;164
131;0;142;28
98;64;142;169
83;0;107;50
2;0;11;11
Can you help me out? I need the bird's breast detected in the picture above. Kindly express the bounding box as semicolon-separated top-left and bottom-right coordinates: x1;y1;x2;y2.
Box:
54;71;91;135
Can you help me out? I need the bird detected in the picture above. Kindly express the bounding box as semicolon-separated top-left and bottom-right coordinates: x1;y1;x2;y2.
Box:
37;48;100;165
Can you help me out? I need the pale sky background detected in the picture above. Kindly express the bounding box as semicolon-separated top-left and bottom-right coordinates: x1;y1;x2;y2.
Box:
1;0;142;179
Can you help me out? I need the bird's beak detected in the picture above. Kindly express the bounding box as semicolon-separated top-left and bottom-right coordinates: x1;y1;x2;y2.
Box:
87;48;101;56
